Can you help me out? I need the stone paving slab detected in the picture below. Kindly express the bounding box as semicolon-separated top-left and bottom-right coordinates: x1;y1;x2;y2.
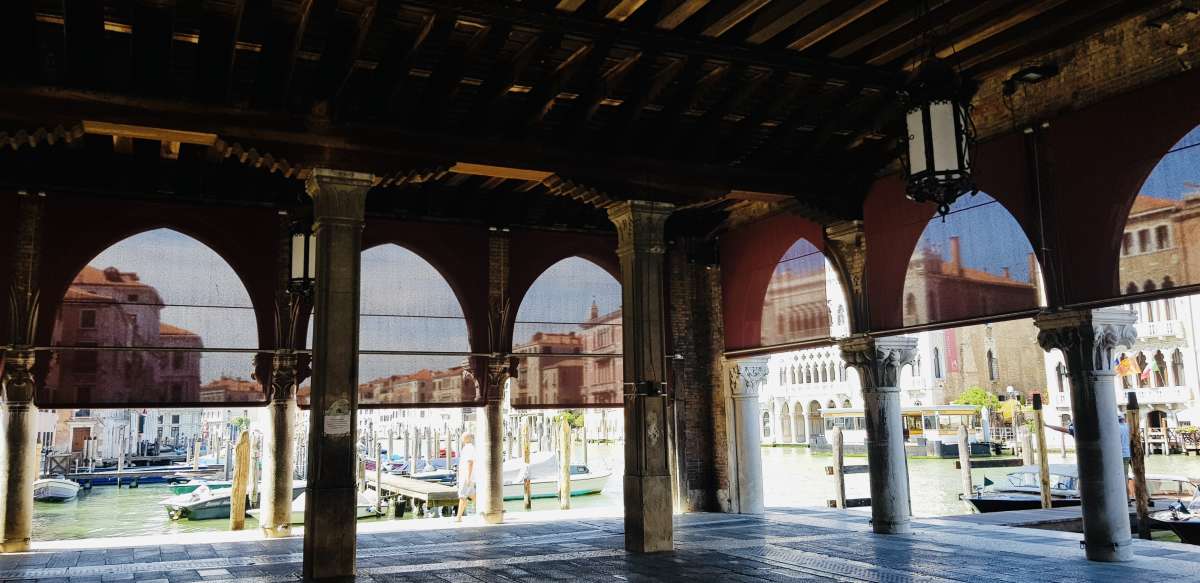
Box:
3;509;1200;582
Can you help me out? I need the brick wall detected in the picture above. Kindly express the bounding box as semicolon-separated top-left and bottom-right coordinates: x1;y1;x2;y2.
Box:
974;8;1200;139
667;237;730;512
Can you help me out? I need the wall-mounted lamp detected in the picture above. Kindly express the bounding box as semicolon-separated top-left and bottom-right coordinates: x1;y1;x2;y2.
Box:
1002;63;1059;96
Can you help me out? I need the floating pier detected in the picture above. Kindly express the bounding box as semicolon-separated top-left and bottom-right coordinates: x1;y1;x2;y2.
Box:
364;474;459;518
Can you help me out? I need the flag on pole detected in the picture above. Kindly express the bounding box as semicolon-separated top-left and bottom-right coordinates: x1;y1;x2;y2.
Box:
1115;357;1135;376
1140;360;1157;381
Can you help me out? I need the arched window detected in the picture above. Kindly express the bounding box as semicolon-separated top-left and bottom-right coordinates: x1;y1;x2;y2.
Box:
1136;353;1150;388
1144;279;1157;292
838;363;846;382
843;399;852;408
904;293;918;323
761;238;832;346
46;229;258;406
1163;298;1175;320
779;368;786;385
820;364;828;383
1172;349;1185;386
514;256;621;407
1154;350;1168;387
805;365;813;384
836;305;846;326
827;400;837;409
987;350;999;381
1163;275;1176;288
933;347;943;379
1126;282;1139;294
761;411;772;438
1055;363;1066;393
790;365;797;384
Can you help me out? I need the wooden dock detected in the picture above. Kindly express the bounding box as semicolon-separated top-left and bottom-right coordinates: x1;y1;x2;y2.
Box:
938;504;1140;533
364;473;459;518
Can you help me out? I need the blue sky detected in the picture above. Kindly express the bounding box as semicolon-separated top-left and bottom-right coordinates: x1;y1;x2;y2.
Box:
1138;125;1200;201
907;192;1036;283
79;234;620;384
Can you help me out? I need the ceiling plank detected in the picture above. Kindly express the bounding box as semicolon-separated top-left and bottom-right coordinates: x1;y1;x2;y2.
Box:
640;60;731;152
827;0;950;59
62;0;107;88
702;0;774;38
725;69;802;163
471;31;565;135
195;0;248;103
252;0;315;108
745;0;832;45
606;0;650;21
929;0;1073;65
518;38;602;128
131;0;177;96
684;65;771;161
560;48;645;142
958;0;1130;74
865;0;1008;66
415;20;507;129
312;0;379;108
786;0;888;52
656;0;711;30
361;10;439;116
749;80;861;167
608;54;686;137
556;0;591;12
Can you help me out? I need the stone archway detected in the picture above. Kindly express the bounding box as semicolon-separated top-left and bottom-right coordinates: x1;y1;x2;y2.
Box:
779;402;793;442
792;402;806;443
808;400;824;443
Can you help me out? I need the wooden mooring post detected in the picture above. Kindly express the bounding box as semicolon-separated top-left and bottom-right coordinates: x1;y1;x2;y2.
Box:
559;417;571;510
823;427;871;508
229;431;250;531
523;419;532;510
1127;392;1151;539
957;424;973;501
1032;394;1052;510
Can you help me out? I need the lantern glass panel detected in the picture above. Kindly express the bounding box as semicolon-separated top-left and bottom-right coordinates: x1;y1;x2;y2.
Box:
291;232;307;280
306;234;316;278
906;109;928;175
929;101;959;173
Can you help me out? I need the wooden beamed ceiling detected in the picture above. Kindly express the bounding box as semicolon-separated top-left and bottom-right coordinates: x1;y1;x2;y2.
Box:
0;0;1160;228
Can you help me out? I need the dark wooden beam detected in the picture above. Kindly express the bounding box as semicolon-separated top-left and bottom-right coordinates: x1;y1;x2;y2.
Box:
0;0;37;83
195;0;248;103
865;0;1009;66
414;20;506;130
924;0;1072;67
786;0;888;52
681;65;770;162
606;0;650;21
656;0;711;30
606;54;685;138
724;68;803;163
559;48;645;144
556;0;590;12
827;0;950;59
744;0;832;45
957;0;1128;74
470;31;564;135
359;9;438;116
63;0;107;88
517;37;604;129
311;0;378;111
252;0;315;109
750;80;863;167
131;0;178;96
701;0;773;38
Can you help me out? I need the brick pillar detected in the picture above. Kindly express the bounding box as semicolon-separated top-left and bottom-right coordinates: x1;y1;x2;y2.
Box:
609;200;673;552
722;357;770;514
1035;308;1136;562
840;335;917;534
302;169;372;580
2;193;42;553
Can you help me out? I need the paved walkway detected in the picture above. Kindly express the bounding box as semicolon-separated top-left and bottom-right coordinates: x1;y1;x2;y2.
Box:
3;507;1200;582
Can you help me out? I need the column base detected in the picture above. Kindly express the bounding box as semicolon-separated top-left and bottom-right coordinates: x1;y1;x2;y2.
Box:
261;525;293;539
481;510;504;524
624;474;673;553
870;518;911;535
1;539;32;553
1083;540;1134;562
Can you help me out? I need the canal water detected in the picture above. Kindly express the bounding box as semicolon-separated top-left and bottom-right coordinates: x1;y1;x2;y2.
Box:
32;444;1200;540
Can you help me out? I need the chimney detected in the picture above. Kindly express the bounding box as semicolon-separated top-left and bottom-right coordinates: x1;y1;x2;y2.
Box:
1027;253;1038;285
1002;267;1010;280
948;236;963;276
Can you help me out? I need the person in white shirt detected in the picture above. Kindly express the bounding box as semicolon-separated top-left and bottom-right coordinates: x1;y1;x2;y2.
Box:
455;432;476;522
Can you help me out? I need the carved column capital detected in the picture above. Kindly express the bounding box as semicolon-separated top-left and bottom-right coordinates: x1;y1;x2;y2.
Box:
725;357;771;400
838;335;917;391
1035;308;1137;373
1;348;36;403
271;351;299;401
306;168;374;223
607;200;674;257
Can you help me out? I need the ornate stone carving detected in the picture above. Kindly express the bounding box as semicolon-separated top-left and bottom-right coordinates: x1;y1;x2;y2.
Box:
726;357;770;399
305;168;374;223
271;351;299;401
839;335;917;390
824;220;866;296
1;349;36;403
1035;308;1137;373
607;200;673;257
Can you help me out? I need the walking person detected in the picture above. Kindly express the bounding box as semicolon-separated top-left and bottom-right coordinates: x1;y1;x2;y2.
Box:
455;432;476;522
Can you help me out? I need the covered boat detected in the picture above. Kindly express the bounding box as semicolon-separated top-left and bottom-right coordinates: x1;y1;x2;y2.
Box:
965;465;1199;514
33;477;81;502
161;481;305;520
247;491;381;524
169;479;233;495
1151;494;1200;544
499;451;610;501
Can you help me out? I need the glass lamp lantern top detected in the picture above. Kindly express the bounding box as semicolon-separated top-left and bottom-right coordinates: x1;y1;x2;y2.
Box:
288;221;316;293
901;57;977;216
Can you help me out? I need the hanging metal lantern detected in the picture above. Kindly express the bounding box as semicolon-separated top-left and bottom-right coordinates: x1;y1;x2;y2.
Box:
288;220;316;294
900;56;977;216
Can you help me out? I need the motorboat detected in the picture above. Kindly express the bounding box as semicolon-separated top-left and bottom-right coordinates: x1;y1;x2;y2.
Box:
33;477;81;502
499;451;611;501
161;481;305;521
1151;494;1200;544
169;479;233;496
247;491;381;524
964;465;1199;514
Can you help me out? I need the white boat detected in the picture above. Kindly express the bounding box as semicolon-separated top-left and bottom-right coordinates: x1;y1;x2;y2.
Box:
247;491;380;524
33;477;81;502
161;481;305;521
499;451;611;501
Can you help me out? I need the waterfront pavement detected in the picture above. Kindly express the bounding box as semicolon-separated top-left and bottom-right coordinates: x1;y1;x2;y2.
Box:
3;506;1200;582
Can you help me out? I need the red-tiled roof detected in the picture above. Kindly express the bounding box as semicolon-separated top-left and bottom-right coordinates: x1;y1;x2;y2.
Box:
1129;195;1178;215
63;288;111;301
73;265;149;287
159;322;198;336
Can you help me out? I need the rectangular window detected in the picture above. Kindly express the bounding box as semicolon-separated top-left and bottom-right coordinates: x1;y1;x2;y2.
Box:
171;414;180;424
1122;232;1133;256
1138;229;1151;253
1156;225;1169;250
80;310;97;329
75;343;98;373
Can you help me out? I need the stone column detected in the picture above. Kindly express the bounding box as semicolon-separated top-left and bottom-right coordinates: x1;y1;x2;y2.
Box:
608;201;673;552
301;169;372;580
723;358;770;514
1035;308;1136;562
477;359;508;524
2;351;38;552
261;350;298;538
840;335;917;534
